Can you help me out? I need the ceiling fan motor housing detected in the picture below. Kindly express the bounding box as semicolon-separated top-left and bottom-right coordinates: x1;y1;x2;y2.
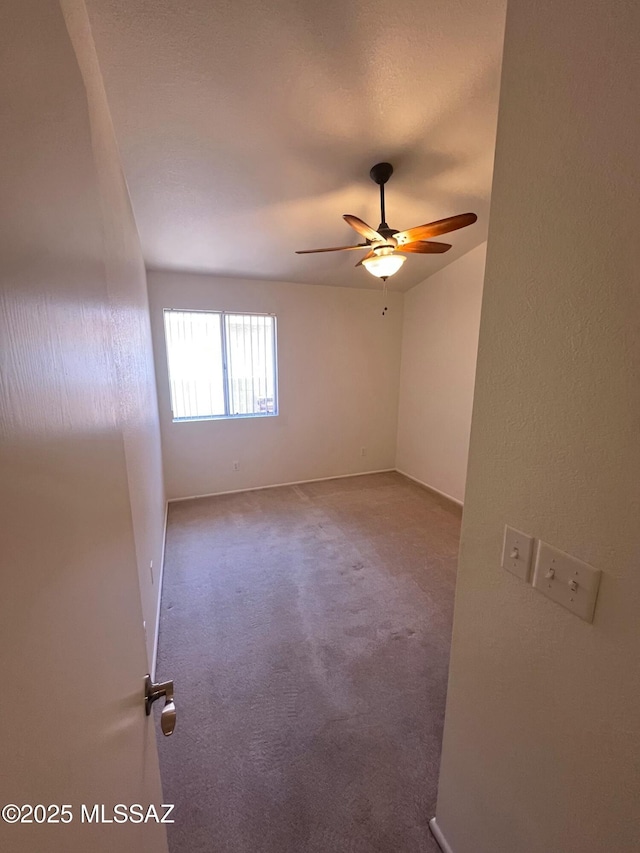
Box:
375;226;398;242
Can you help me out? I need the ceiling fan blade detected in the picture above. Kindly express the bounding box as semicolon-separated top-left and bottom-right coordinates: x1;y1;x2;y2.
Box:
343;214;384;243
355;250;376;267
399;241;452;254
395;212;477;245
296;244;368;254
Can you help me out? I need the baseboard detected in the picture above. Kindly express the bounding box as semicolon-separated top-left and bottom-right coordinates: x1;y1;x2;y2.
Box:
168;468;396;503
395;469;463;508
151;500;169;680
429;818;455;853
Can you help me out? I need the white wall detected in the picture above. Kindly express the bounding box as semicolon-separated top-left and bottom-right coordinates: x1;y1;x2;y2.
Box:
395;243;486;504
64;0;166;668
434;2;640;852
0;1;166;850
148;271;404;499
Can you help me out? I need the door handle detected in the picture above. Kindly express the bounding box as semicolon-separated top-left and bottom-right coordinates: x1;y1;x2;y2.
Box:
144;674;177;736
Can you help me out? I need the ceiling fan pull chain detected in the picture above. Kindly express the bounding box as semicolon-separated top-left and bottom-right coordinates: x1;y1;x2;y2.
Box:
381;280;388;315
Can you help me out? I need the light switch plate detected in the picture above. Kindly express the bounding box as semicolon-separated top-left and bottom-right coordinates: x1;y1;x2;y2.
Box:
502;526;534;581
533;541;601;622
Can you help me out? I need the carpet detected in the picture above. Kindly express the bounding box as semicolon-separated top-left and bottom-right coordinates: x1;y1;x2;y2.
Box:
155;472;460;852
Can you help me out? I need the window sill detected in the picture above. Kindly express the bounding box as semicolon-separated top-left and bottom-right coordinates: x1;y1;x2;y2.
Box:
171;412;279;423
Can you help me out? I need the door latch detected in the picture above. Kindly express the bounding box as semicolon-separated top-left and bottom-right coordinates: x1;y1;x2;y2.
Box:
144;674;176;736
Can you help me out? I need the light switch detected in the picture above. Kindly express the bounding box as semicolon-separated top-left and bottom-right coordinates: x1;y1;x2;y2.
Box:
533;541;601;622
502;526;534;581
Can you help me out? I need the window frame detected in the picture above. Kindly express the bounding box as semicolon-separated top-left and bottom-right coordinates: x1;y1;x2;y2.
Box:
163;308;279;423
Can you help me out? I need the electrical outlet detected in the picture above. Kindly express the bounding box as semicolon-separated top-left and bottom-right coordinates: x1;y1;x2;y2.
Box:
360;447;366;457
533;541;601;622
233;460;240;471
150;560;154;584
501;525;534;581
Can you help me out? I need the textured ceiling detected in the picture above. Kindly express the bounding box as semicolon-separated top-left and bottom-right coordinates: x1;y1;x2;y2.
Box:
86;0;506;290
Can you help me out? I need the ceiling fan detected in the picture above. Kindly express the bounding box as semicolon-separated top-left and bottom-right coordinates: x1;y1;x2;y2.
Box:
296;162;477;281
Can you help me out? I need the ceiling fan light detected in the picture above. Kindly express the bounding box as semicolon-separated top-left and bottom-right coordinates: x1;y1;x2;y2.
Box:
362;251;406;279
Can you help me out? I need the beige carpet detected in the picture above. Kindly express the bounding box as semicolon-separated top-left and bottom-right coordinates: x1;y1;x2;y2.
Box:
156;472;460;853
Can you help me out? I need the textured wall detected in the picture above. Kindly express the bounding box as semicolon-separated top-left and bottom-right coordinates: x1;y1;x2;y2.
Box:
63;0;166;666
435;1;640;852
148;271;403;499
0;3;166;850
396;243;485;503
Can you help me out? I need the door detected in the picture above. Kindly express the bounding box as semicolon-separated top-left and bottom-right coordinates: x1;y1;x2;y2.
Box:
0;2;169;852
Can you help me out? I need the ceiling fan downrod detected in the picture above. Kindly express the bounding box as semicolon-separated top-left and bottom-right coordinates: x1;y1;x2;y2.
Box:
369;162;396;279
369;162;394;232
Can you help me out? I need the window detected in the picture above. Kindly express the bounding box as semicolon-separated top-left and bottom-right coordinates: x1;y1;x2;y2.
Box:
163;309;278;421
